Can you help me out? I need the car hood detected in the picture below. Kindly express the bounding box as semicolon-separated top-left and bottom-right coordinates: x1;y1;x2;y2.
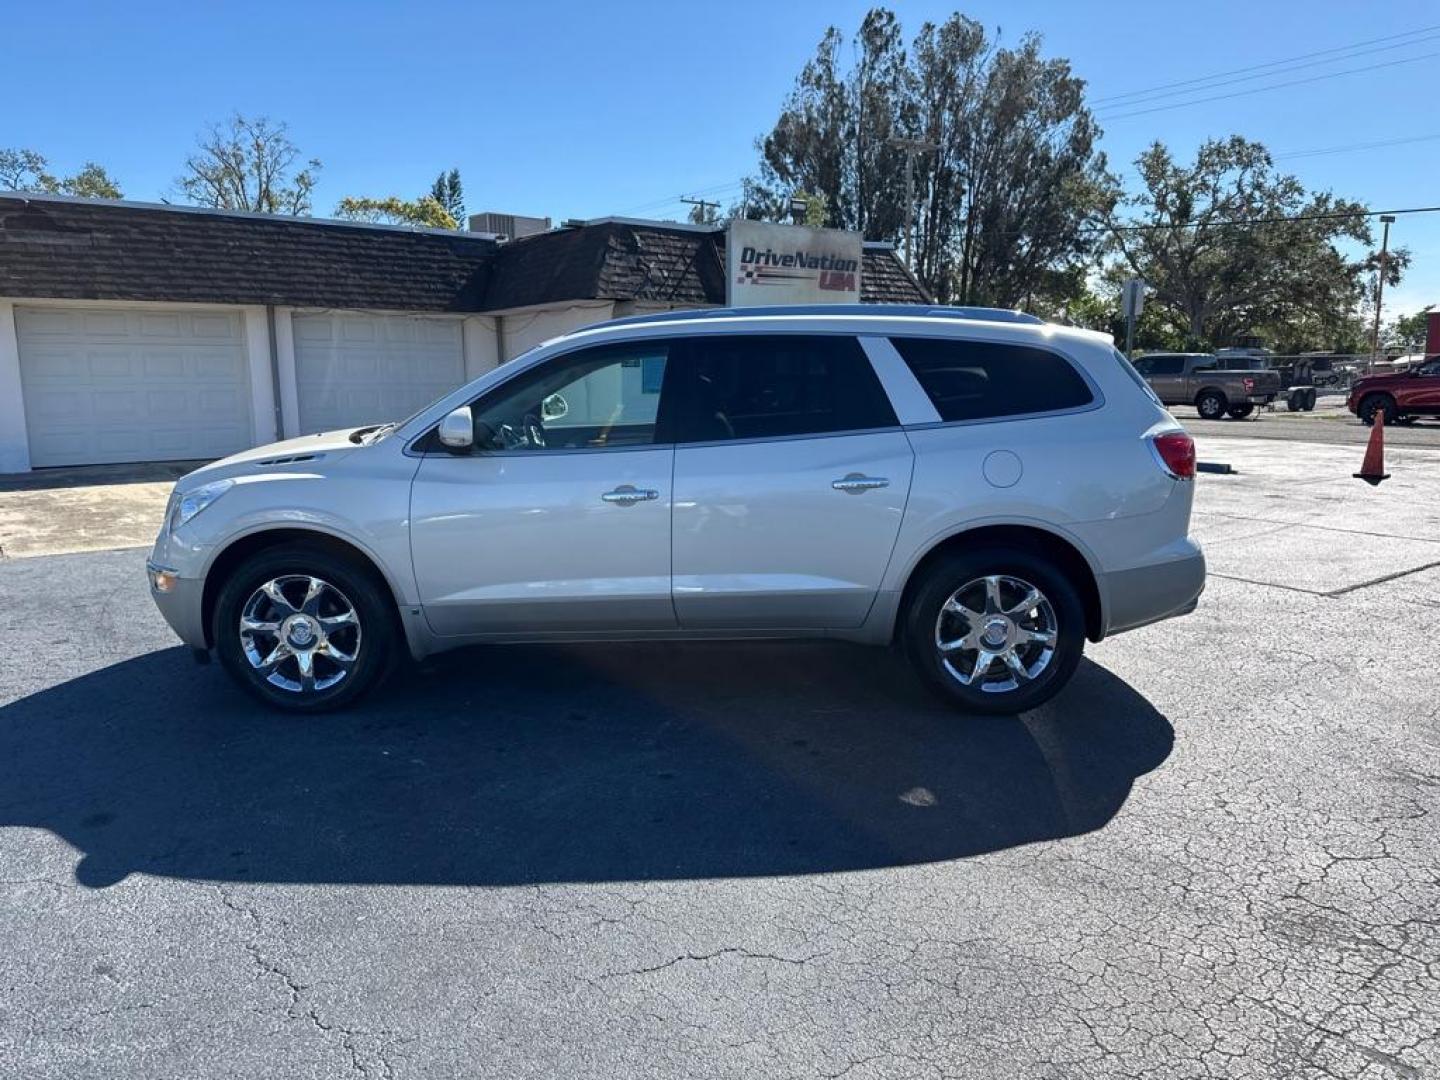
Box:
178;428;368;487
1350;373;1407;391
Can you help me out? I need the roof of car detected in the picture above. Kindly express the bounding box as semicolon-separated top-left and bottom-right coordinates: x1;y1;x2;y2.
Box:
602;304;1046;329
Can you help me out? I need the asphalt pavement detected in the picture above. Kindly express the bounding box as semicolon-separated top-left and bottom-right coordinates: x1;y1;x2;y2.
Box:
1177;399;1440;448
1;436;1437;1079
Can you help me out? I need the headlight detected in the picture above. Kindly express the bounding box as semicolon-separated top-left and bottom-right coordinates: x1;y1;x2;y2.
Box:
170;479;234;532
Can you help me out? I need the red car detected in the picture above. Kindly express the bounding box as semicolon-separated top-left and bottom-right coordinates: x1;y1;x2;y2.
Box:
1347;357;1440;425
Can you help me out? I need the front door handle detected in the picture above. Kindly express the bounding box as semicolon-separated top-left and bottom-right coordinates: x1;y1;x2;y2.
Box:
601;485;660;505
832;474;889;493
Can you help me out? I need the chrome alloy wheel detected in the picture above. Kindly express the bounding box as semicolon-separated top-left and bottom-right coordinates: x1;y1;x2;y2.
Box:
933;574;1058;694
239;575;362;694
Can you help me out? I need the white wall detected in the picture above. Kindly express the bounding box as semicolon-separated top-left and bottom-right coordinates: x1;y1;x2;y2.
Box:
462;315;500;380
497;301;615;362
0;301;29;473
242;306;279;446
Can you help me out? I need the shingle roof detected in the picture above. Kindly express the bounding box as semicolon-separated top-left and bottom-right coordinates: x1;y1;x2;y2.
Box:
488;220;928;308
0;195;496;312
0;195;930;312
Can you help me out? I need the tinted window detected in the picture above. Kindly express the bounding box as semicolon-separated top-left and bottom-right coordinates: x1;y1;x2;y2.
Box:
466;341;670;452
891;338;1094;422
1145;356;1185;376
668;335;897;443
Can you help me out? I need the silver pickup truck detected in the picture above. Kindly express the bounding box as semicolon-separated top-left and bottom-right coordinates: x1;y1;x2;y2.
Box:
1132;352;1282;420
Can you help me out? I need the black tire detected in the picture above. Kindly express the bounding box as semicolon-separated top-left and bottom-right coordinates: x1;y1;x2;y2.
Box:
1195;390;1226;420
1358;394;1396;427
1302;388;1318;411
903;547;1086;716
1225;404;1255;419
1287;393;1303;412
212;543;399;712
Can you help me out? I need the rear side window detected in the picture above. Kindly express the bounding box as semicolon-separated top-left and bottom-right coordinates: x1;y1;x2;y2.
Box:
667;335;898;443
890;337;1094;422
1140;355;1184;376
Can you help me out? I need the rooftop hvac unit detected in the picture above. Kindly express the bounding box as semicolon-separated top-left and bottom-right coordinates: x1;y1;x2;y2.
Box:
468;211;551;240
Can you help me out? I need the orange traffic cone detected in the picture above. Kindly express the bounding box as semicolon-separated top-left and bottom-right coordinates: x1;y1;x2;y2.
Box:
1354;406;1390;486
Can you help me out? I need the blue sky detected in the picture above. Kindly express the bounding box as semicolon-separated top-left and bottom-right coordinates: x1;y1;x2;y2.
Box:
5;0;1438;314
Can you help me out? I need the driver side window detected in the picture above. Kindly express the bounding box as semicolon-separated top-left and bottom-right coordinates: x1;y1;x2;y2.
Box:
468;342;670;452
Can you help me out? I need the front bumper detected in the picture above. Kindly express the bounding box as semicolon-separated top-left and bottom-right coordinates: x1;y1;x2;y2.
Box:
1101;542;1207;637
146;560;209;649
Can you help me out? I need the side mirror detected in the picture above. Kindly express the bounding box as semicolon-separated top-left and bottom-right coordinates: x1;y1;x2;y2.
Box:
438;406;475;452
541;392;569;422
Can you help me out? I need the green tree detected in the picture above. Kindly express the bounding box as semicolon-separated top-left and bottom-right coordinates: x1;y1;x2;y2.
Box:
747;8;1113;307
429;169;464;227
1106;137;1389;351
176;115;320;215
0;148;122;198
1386;305;1434;351
333;195;457;229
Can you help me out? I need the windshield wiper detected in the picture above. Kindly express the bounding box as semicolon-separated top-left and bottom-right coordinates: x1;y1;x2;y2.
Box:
360;421;399;445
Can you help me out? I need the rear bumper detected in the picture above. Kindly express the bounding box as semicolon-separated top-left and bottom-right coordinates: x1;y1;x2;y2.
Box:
146;561;209;649
1101;541;1206;637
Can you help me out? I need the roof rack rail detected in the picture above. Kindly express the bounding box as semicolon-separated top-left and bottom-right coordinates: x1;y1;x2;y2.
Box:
601;304;1045;329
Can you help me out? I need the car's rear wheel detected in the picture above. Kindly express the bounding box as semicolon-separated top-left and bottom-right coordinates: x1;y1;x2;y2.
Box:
1196;390;1226;420
213;544;397;712
1226;404;1255;419
903;548;1085;716
1358;393;1397;426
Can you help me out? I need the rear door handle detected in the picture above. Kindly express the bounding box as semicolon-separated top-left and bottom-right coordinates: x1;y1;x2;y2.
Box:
601;485;659;505
832;474;889;493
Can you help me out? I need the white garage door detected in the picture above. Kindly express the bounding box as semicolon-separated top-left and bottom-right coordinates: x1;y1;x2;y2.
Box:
293;313;466;434
17;305;253;467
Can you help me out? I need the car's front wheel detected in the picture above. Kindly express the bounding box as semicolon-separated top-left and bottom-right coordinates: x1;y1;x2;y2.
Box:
212;544;397;712
1358;393;1397;426
903;548;1085;716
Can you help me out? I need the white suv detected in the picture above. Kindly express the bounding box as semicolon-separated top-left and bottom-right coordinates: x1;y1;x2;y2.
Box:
147;305;1204;715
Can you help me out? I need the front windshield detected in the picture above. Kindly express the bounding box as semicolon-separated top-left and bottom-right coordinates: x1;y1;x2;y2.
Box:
378;342;553;441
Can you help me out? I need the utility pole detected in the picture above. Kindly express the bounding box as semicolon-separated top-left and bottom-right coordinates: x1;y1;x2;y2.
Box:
887;137;937;269
680;196;720;224
1369;214;1396;374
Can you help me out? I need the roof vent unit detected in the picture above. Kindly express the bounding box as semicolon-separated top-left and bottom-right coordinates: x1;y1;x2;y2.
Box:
468;212;551;241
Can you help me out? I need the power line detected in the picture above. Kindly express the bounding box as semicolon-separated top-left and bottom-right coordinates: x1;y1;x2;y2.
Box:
1091;23;1440;105
1090;203;1440;236
1095;32;1440;110
1097;50;1440;121
617;177;746;216
1273;132;1440;160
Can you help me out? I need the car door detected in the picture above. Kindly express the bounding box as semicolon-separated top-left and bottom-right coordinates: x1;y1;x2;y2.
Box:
668;333;914;630
1185;359;1218;399
1406;359;1440;412
410;339;677;636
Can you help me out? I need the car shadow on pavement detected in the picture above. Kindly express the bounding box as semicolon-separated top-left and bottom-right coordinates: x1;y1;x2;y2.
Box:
0;641;1172;888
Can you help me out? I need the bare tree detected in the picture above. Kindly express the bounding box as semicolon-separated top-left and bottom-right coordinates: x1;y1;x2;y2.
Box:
176;115;321;215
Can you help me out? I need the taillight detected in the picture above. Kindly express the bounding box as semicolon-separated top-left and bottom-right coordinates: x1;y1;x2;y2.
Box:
1152;431;1196;480
1243;377;1255;391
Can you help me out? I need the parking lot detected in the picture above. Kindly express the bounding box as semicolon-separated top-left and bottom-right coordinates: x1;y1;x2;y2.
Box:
2;433;1437;1079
